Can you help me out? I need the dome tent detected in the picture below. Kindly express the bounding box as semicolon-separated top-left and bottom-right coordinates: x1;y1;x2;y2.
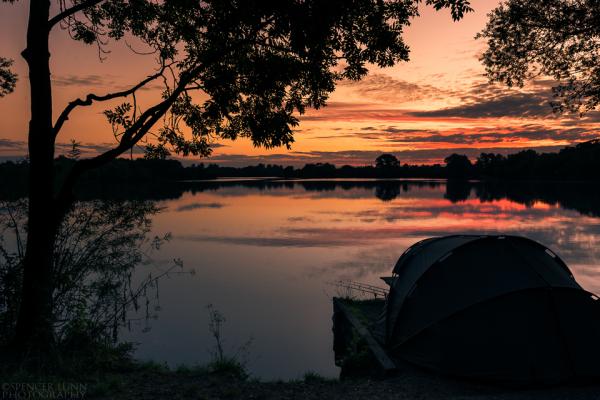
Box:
375;235;600;384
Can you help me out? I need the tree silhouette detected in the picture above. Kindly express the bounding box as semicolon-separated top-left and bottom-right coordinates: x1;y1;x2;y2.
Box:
444;153;473;179
1;0;473;359
375;154;401;169
475;152;505;178
478;0;600;115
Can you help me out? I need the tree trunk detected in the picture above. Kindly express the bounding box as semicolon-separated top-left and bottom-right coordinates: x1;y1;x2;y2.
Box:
14;0;58;359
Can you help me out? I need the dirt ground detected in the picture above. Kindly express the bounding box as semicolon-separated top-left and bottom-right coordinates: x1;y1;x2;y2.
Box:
95;366;600;400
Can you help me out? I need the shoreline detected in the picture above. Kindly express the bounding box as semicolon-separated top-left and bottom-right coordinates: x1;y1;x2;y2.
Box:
89;362;600;400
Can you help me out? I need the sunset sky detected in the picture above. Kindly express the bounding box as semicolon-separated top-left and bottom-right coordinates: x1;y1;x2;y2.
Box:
1;0;599;166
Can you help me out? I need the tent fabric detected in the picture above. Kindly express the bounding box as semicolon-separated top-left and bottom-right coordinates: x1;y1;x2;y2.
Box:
382;236;482;340
376;235;600;384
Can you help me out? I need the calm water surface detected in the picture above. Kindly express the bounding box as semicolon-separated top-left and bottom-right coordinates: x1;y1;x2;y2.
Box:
120;179;600;380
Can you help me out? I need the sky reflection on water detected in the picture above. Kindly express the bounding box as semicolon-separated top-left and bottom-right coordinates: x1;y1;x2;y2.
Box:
121;180;600;380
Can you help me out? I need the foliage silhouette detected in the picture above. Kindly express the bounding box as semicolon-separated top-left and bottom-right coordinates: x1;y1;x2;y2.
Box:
375;154;400;169
478;0;600;115
474;140;600;180
444;153;473;180
0;200;181;371
374;154;401;178
0;57;16;97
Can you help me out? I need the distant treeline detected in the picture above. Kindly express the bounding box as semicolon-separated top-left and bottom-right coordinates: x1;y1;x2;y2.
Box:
467;139;600;180
1;140;599;191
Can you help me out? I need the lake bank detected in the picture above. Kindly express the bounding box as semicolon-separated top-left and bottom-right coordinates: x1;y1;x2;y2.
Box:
90;364;600;400
4;342;600;400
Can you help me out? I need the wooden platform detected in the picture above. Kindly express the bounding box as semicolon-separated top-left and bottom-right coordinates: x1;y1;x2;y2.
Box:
332;297;396;377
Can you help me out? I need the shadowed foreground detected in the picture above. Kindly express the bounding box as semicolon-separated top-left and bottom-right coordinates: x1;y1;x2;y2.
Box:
95;367;600;400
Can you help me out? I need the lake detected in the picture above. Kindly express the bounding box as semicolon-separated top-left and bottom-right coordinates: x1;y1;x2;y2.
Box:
112;179;600;380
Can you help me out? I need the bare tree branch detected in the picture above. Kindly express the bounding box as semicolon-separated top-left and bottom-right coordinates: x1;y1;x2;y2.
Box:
48;0;106;29
53;68;166;137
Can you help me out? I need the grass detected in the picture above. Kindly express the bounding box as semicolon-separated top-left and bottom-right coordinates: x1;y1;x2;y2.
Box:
207;356;248;380
174;363;208;375
136;360;170;373
303;371;336;383
87;374;125;397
